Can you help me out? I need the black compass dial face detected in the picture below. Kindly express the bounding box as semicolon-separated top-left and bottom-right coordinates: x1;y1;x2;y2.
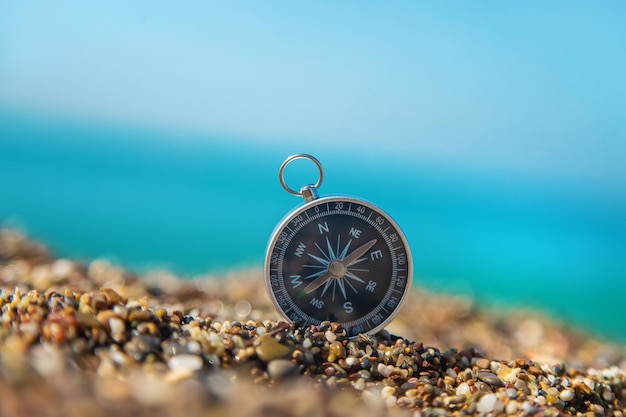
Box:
265;197;411;337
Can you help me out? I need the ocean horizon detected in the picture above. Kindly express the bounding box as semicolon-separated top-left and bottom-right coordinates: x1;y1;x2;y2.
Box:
1;111;625;344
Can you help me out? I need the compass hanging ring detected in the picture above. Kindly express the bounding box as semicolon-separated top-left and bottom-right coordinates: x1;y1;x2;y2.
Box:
278;154;324;199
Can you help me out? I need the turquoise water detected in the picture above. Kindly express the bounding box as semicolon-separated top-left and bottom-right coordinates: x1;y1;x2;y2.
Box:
1;111;625;343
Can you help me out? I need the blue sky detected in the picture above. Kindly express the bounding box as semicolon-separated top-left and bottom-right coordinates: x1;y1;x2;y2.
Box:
1;2;625;186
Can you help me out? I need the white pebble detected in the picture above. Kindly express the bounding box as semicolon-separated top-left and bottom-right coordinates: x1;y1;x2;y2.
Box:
381;386;395;398
456;382;470;395
187;340;202;354
113;305;129;319
477;393;498;413
505;400;519;415
167;354;203;372
255;326;267;335
521;401;537;414
325;330;337;343
385;396;397;408
51;259;74;279
584;378;596;390
109;318;125;336
353;378;365;390
559;389;575;402
345;356;357;366
377;363;392;378
302;338;312;349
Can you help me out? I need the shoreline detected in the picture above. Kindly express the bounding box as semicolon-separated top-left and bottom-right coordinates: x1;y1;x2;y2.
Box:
1;229;624;416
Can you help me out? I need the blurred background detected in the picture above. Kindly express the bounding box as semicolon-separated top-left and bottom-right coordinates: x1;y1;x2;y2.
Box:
1;2;624;342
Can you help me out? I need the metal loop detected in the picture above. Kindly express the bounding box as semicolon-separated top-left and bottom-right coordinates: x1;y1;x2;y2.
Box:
279;154;324;196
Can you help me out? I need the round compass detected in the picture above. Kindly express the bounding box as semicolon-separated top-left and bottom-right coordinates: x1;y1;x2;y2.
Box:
264;154;412;337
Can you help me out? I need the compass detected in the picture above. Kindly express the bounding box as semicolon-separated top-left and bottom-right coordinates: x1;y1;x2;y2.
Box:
264;154;412;337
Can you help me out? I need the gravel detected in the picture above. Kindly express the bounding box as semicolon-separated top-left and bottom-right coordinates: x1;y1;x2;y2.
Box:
1;228;625;417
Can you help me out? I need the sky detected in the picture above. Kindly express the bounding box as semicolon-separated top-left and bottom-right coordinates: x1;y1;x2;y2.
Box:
1;1;625;189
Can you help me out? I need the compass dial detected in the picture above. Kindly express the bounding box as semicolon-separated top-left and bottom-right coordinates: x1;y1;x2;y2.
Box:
265;196;412;337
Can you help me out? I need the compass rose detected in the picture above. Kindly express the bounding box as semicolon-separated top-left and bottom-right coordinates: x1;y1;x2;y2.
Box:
299;236;375;301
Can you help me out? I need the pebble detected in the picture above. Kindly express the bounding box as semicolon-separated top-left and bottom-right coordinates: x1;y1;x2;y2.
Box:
505;400;519;415
456;382;470;396
353;378;366;391
476;358;490;369
167;354;203;372
109;317;125;335
267;359;298;380
254;334;293;362
476;393;498;413
328;342;346;362
377;363;393;378
559;389;575;402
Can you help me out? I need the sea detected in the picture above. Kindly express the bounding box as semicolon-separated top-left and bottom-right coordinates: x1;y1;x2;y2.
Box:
1;111;625;343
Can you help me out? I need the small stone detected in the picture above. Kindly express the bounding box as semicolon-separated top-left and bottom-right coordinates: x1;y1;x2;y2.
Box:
546;387;560;403
267;359;298;380
76;312;101;328
167;354;203;373
325;330;337;343
476;358;490;369
109;317;126;340
505;400;519;415
477;393;498;413
345;356;356;367
377;363;392;378
128;309;153;322
254;334;293;362
506;388;518;399
483;376;505;387
456;382;470;396
51;259;74;279
353;378;365;391
302;338;312;349
559;389;575;402
515;379;530;395
444;395;466;407
102;288;123;304
602;389;614;402
381;386;396;398
113;305;129;319
328;342;346;362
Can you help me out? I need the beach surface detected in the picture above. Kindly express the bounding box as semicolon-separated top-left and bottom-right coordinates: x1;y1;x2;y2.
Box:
1;228;624;417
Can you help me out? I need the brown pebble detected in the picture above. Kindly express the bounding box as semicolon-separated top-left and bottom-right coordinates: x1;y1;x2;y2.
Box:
128;309;153;322
476;358;490;369
102;288;125;305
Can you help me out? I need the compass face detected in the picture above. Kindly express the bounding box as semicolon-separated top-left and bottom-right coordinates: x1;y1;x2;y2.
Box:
265;196;412;337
